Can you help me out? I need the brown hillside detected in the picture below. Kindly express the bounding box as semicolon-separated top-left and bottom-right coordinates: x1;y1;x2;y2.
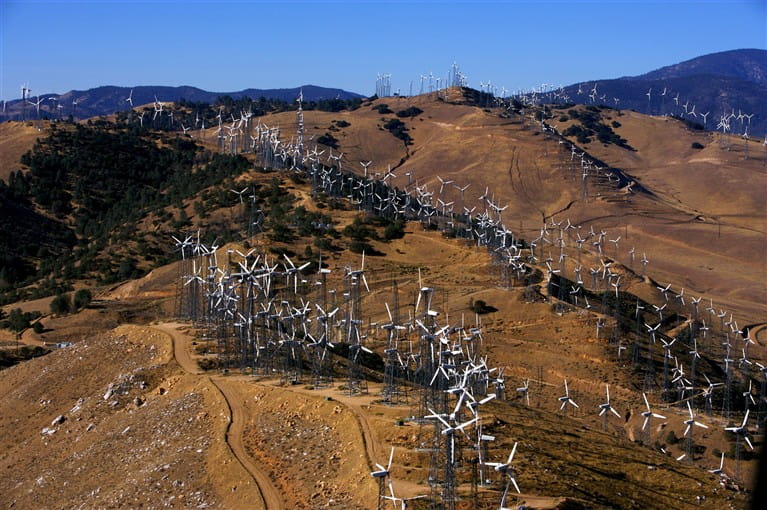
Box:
0;121;41;180
251;96;766;324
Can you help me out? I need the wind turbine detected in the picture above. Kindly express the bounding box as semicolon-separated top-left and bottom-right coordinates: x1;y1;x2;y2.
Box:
558;379;579;414
27;95;45;127
640;392;666;444
516;379;530;406
709;452;726;476
598;383;621;430
683;401;708;461
370;446;395;510
725;410;753;480
485;441;521;496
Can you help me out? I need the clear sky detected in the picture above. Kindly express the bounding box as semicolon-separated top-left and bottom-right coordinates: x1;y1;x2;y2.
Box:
1;0;765;100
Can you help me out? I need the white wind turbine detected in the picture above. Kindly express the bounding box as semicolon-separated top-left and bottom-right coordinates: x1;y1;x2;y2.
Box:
360;160;372;178
683;401;708;461
725;409;753;479
516;379;530;406
709;452;725;476
558;379;579;414
640;392;666;443
700;111;709;128
436;175;454;195
370;446;395;507
485;441;521;497
27;95;45;123
598;383;621;425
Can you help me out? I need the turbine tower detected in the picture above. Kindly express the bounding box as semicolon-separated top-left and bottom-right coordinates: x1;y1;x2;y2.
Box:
295;89;304;169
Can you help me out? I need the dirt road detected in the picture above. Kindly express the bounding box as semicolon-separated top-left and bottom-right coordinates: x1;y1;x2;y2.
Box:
211;378;285;510
151;322;284;510
151;322;201;374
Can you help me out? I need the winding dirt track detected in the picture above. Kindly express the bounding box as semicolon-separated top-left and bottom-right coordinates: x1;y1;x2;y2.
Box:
211;378;285;510
151;322;284;510
152;322;202;374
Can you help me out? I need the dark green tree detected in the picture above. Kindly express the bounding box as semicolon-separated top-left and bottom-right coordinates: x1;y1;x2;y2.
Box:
73;288;92;310
50;294;72;315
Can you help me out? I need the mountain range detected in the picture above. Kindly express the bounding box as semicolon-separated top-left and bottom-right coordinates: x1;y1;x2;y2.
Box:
1;85;364;121
2;49;765;135
560;48;767;136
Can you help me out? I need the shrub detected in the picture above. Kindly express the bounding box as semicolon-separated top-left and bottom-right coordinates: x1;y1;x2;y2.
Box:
470;299;497;314
665;430;680;445
349;239;373;254
50;294;72;315
396;106;423;118
32;322;44;334
334;120;350;128
371;104;393;114
383;118;412;144
691;142;704;149
4;308;30;332
383;220;406;240
317;132;339;149
73;288;92;310
343;217;375;241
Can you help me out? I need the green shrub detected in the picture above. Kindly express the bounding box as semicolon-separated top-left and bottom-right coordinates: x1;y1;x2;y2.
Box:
396;107;423;118
73;288;92;310
317;132;339;149
349;240;373;254
383;118;412;144
470;299;497;314
383;220;406;240
3;308;30;332
691;142;704;149
666;430;680;445
50;294;72;315
371;104;392;114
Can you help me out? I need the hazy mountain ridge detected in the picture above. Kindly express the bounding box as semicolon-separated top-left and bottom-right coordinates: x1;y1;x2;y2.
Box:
2;84;364;121
634;48;767;85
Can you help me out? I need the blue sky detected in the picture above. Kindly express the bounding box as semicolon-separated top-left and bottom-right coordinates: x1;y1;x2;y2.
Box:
1;0;765;100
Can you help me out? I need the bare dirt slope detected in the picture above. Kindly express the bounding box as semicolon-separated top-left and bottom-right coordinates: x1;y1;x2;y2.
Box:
0;325;263;509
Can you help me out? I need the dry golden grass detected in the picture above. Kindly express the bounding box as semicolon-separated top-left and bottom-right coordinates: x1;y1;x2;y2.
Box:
250;97;765;324
0;120;42;180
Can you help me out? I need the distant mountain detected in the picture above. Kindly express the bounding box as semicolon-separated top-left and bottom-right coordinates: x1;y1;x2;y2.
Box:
635;49;767;85
560;49;767;136
1;84;365;121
